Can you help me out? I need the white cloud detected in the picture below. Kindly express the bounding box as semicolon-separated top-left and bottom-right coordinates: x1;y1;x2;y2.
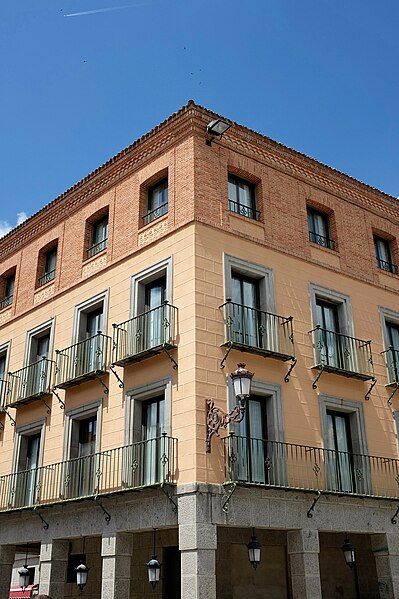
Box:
0;212;29;238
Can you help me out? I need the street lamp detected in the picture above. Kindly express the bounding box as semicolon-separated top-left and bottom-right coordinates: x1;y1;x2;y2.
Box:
18;544;30;591
146;528;161;589
342;536;360;599
205;118;232;145
206;363;254;451
75;560;89;592
247;528;261;570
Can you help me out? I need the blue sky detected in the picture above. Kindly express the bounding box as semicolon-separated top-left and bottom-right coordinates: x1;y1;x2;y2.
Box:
1;0;398;234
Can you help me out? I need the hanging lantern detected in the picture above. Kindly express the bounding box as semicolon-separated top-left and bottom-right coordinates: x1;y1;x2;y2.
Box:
247;528;261;570
342;537;356;568
147;528;161;589
18;564;31;591
76;561;89;591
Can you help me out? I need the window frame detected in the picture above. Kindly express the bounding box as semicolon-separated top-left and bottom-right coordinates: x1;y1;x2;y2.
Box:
11;418;47;477
143;177;169;225
72;290;109;343
223;254;275;314
63;399;103;461
0;269;16;310
374;235;397;274
379;306;399;384
0;341;11;408
309;283;354;338
228;174;259;221
24;319;55;367
130;257;173;318
307;207;335;250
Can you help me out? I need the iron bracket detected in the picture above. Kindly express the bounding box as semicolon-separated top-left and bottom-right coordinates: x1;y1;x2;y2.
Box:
52;388;65;409
392;505;399;525
206;398;246;452
387;384;399;407
284;358;297;383
307;491;321;518
94;497;111;523
222;482;237;513
312;365;325;390
162;344;178;370
5;409;16;426
160;483;178;514
0;420;4;431
41;398;52;414
365;377;377;401
220;341;233;369
34;508;49;530
110;365;124;388
96;375;109;395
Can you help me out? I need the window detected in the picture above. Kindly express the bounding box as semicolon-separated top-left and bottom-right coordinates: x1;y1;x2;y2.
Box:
12;419;46;508
380;307;399;385
125;378;172;486
307;207;335;250
74;292;109;376
20;321;54;400
144;178;168;225
231;274;261;347
0;271;15;310
38;246;57;287
374;236;397;274
228;174;259;220
319;395;370;494
88;216;108;258
0;342;10;408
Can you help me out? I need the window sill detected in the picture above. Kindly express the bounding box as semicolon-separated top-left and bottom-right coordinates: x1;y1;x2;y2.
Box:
309;240;338;253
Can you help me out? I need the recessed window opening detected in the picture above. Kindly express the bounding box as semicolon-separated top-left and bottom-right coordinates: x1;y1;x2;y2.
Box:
307;207;335;250
374;236;397;274
228;174;259;221
88;216;108;258
143;177;168;225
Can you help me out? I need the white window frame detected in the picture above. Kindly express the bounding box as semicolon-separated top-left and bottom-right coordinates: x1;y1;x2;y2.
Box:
125;377;172;445
223;254;275;313
12;418;47;475
309;283;354;337
379;306;399;385
130;257;173;318
319;394;368;456
63;399;103;461
24;319;55;366
72;290;109;343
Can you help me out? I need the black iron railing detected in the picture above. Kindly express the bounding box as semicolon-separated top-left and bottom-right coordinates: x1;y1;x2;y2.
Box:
0;378;9;410
220;301;295;360
308;231;335;250
142;202;168;226
0;434;177;512
7;358;54;406
55;333;109;388
0;295;13;310
228;199;261;221
309;326;374;380
376;258;398;275
382;346;399;386
112;303;178;366
38;269;56;287
87;238;107;259
224;435;399;499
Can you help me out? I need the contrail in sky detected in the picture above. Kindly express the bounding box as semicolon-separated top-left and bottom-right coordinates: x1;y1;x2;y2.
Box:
64;4;146;17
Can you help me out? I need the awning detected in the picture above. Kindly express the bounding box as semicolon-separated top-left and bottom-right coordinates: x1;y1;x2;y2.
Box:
9;585;38;599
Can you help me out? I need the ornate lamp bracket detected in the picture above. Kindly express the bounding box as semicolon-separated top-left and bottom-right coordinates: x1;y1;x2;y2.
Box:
206;398;246;452
387;383;399;407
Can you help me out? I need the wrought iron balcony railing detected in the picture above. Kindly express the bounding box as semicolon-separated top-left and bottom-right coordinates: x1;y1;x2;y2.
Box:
309;326;374;381
0;434;177;512
55;333;110;389
376;258;398;275
6;358;54;407
0;378;10;410
142;202;168;226
228;199;261;221
224;435;399;500
87;238;107;259
220;300;296;378
382;346;399;386
308;230;335;250
0;294;13;310
38;269;56;287
112;303;178;367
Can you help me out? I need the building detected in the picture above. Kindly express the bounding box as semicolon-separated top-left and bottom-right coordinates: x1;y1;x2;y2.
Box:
0;100;398;599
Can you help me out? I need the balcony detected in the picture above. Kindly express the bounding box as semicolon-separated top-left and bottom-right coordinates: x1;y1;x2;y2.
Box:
0;379;9;410
224;435;399;500
142;202;168;226
87;238;107;259
376;258;398;275
0;435;177;512
38;269;56;287
220;300;296;377
55;333;110;389
0;294;13;310
228;199;261;221
383;346;399;386
308;230;335;251
112;303;178;367
6;358;54;407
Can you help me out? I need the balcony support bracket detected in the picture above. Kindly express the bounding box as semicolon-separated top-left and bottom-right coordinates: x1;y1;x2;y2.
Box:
387;384;399;407
307;491;321;519
220;341;233;370
41;398;51;414
284;358;297;383
110;365;124;388
392;505;399;525
0;420;3;431
312;366;325;390
94;497;111;523
96;375;109;395
162;344;178;370
365;377;377;401
34;508;49;530
222;482;237;513
52;388;65;410
4;409;16;427
160;483;178;514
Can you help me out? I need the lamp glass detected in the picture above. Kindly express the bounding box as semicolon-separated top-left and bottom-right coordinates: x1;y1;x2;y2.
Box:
342;539;355;568
207;119;231;136
231;363;253;399
76;562;89;590
147;557;161;587
247;536;261;569
18;565;30;590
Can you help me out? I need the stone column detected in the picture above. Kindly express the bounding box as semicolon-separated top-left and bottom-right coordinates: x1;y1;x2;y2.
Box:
287;529;322;599
372;532;399;598
101;532;132;599
178;489;217;599
0;545;15;599
39;539;69;599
